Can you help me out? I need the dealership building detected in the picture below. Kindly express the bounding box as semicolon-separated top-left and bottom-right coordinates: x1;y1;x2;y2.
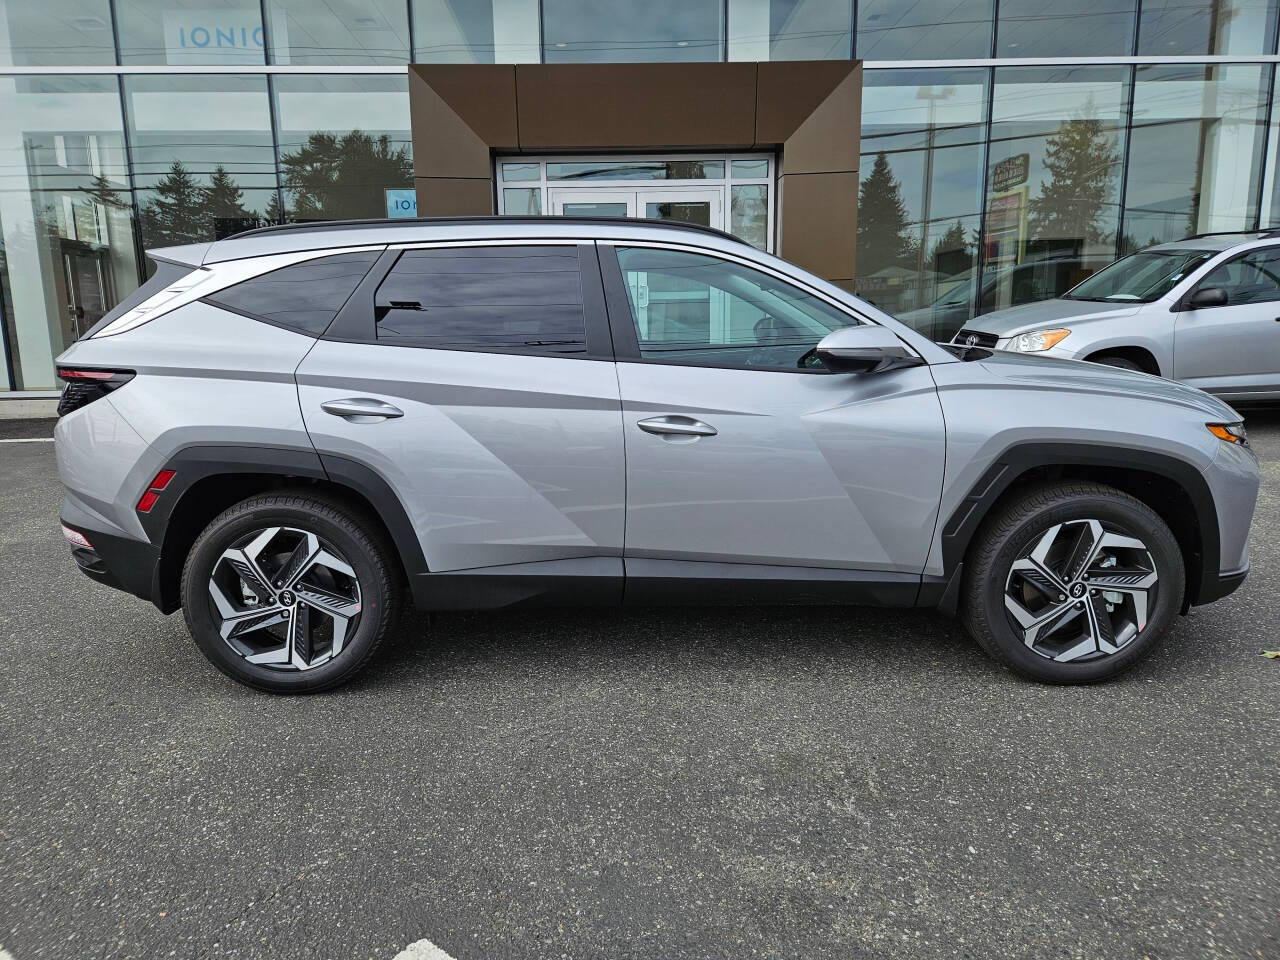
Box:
3;0;1280;398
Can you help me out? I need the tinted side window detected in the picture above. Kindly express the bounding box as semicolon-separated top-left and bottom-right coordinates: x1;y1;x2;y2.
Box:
375;246;587;354
1199;248;1280;306
205;251;381;335
613;246;859;370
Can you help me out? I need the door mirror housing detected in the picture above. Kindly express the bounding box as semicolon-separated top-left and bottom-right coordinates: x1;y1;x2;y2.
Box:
1186;286;1229;310
815;325;925;374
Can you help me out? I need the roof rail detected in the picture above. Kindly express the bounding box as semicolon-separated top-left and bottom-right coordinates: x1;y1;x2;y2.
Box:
1185;227;1280;240
228;215;746;245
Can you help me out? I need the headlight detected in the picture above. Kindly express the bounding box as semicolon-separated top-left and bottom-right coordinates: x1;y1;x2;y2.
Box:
1006;328;1071;352
1207;422;1249;447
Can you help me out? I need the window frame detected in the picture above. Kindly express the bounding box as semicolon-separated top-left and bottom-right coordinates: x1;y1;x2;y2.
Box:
597;239;874;374
321;239;615;360
1176;242;1280;311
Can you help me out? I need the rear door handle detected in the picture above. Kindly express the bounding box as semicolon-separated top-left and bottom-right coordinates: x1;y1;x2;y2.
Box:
636;415;718;437
320;398;404;422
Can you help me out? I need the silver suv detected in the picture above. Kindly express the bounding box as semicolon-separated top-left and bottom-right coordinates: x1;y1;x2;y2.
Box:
952;231;1280;401
52;218;1259;692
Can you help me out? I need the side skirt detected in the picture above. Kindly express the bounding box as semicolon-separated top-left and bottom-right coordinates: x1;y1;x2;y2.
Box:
411;557;926;611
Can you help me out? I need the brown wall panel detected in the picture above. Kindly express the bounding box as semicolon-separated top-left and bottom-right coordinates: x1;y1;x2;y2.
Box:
777;171;858;284
514;63;757;150
415;177;495;216
756;60;857;145
409;61;862;282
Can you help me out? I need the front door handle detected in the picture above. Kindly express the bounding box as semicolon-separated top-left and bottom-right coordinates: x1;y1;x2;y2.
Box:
636;415;718;437
321;398;404;422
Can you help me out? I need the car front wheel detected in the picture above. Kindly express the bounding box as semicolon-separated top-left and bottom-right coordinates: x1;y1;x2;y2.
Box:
180;492;402;693
961;481;1185;683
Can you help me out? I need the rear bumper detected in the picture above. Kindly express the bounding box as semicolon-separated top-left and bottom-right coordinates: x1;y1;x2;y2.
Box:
61;515;166;611
1193;565;1248;606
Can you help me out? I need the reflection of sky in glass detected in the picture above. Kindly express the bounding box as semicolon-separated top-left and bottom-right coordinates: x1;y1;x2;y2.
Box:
542;0;723;61
997;0;1136;57
857;0;992;59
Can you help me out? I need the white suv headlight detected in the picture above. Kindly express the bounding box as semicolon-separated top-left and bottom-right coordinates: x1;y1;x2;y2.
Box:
1006;328;1071;353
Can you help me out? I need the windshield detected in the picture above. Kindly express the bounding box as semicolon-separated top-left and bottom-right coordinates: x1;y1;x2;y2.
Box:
1063;250;1213;303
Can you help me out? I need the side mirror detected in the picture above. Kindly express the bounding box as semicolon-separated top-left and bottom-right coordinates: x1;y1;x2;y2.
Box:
815;325;925;374
1186;286;1228;309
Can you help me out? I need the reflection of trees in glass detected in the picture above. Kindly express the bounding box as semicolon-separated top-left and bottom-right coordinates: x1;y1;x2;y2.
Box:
1026;112;1119;250
142;160;209;248
281;131;412;221
927;220;975;277
205;166;250;225
857;152;918;275
141;161;271;248
84;173;126;209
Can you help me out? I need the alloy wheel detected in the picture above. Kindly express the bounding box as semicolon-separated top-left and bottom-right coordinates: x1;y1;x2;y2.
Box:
208;526;362;671
1003;518;1158;663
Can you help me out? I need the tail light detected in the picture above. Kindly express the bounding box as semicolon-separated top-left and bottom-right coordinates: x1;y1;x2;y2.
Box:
55;368;135;417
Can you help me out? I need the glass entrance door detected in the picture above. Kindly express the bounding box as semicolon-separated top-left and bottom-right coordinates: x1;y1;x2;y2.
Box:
498;154;774;251
639;188;722;229
548;188;635;218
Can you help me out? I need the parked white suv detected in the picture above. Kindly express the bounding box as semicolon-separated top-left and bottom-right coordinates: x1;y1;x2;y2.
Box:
953;231;1280;402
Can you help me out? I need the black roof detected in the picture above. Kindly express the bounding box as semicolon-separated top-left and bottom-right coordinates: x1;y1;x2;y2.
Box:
230;215;745;244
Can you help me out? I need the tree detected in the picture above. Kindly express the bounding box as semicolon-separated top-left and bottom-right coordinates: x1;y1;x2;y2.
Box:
141;160;208;247
280;131;412;222
857;152;916;276
83;173;125;209
1026;111;1120;251
927;220;973;277
204;164;251;235
264;189;285;225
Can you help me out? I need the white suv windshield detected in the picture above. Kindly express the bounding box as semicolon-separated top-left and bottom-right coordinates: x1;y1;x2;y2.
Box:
1063;250;1213;303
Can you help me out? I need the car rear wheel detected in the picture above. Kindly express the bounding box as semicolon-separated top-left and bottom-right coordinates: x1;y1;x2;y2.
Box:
961;481;1184;683
180;492;402;693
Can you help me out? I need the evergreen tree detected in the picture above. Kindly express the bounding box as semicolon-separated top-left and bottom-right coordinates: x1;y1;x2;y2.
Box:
927;220;973;276
83;173;125;209
857;152;916;276
141;160;208;247
1026;113;1120;250
264;189;285;225
280;131;412;221
204;166;249;225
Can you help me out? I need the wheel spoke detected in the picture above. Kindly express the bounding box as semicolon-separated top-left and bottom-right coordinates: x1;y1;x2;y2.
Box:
276;533;321;590
288;603;313;668
1009;556;1069;599
1060;519;1104;583
1088;569;1157;632
1005;594;1084;647
1081;593;1119;657
296;582;361;656
218;548;273;605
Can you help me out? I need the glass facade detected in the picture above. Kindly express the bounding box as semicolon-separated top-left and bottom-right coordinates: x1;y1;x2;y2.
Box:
5;1;1280;388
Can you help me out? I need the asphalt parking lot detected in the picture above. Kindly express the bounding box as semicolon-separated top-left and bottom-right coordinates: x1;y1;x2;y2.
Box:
1;415;1277;960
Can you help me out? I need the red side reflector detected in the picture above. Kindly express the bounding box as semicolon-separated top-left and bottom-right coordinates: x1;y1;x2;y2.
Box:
136;468;176;513
61;524;93;549
57;368;116;381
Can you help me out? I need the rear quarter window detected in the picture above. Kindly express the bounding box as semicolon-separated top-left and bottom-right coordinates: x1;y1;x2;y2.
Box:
204;251;382;335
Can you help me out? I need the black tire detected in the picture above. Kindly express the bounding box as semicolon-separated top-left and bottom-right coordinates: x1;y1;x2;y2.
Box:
960;481;1185;684
181;491;402;693
1091;354;1144;373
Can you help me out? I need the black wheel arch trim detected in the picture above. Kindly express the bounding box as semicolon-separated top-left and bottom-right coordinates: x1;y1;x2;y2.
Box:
136;444;428;611
940;441;1221;606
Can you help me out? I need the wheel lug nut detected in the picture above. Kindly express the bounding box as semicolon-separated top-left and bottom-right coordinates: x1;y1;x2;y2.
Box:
1059;594;1066;601
1075;601;1085;609
1090;589;1098;596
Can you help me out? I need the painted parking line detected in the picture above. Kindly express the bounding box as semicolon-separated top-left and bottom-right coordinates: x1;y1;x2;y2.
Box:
0;438;53;443
1;945;16;959
392;939;457;960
